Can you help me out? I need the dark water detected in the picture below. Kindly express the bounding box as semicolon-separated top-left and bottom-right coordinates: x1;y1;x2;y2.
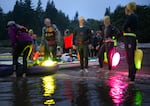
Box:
0;69;149;106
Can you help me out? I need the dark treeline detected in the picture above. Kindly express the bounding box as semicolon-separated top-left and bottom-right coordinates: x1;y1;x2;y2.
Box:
0;0;150;43
108;5;150;43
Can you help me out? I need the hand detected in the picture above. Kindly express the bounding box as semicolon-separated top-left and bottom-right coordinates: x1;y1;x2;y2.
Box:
88;44;93;49
72;45;76;49
96;45;100;50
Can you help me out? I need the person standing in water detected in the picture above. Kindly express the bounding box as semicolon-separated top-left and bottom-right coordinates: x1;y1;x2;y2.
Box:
98;16;118;70
40;18;61;61
7;21;32;78
73;16;92;73
123;2;138;83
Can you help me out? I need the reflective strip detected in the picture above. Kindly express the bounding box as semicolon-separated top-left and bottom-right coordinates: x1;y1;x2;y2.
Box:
123;33;136;37
22;45;33;60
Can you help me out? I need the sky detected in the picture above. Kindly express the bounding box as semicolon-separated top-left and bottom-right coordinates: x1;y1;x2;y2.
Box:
0;0;149;20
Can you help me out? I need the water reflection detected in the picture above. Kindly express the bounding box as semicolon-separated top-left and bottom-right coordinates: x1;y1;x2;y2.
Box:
42;76;56;106
107;75;129;105
134;90;142;106
107;74;143;106
3;71;142;106
124;85;143;106
12;79;31;106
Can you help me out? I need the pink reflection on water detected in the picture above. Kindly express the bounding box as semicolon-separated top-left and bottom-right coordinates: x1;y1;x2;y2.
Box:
107;75;129;105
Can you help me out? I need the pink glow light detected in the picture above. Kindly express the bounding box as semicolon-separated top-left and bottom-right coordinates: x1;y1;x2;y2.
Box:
112;52;120;68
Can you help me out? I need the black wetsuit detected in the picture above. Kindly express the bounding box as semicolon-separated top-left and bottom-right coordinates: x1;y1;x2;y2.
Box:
123;14;138;81
98;25;117;70
74;26;91;69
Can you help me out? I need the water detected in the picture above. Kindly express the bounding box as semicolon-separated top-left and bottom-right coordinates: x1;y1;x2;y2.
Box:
0;69;148;106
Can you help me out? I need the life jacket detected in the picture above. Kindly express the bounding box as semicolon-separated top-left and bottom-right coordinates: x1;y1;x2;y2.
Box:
64;33;73;49
44;26;56;45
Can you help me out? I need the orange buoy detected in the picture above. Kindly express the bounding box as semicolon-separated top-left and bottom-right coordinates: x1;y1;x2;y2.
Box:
33;52;40;60
77;52;80;61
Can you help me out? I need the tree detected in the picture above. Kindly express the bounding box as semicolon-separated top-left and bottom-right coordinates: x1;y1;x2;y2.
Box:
36;0;43;14
68;12;79;33
36;0;44;37
24;0;32;8
104;7;111;16
44;0;70;34
0;0;149;43
86;19;100;31
45;0;58;23
109;5;150;42
74;11;79;21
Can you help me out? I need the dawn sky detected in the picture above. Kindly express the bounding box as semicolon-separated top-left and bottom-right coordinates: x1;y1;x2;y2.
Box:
0;0;149;20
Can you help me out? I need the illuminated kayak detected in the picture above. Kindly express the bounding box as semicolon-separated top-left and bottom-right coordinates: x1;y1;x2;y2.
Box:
0;59;58;77
0;64;58;77
0;58;98;77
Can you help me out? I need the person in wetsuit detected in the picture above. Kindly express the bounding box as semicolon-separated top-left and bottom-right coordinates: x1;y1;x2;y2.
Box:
73;16;92;73
98;16;118;70
40;18;61;61
123;2;138;83
7;21;32;78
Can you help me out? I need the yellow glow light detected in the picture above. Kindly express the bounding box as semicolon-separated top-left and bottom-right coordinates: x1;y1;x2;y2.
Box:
44;99;55;106
42;76;56;106
42;76;56;97
134;49;143;70
41;60;57;67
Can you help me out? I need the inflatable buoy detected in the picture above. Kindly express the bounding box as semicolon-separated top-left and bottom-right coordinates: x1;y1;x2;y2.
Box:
112;52;120;68
33;52;40;60
134;49;143;70
104;52;108;63
109;48;120;68
77;52;80;61
104;48;120;68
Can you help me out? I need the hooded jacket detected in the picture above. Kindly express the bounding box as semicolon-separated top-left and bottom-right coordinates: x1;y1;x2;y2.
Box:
8;24;32;48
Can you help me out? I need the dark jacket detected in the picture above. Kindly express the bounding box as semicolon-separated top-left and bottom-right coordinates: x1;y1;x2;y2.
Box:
104;25;118;40
74;26;91;45
8;24;32;48
123;14;138;34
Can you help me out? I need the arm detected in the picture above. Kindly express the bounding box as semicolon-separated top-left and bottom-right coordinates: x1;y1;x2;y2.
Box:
88;28;93;49
87;27;92;44
8;26;17;48
111;26;120;39
53;24;62;46
40;27;45;45
73;28;77;46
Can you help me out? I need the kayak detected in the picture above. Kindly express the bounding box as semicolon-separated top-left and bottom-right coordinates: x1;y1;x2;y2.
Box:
0;54;98;77
0;64;58;77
